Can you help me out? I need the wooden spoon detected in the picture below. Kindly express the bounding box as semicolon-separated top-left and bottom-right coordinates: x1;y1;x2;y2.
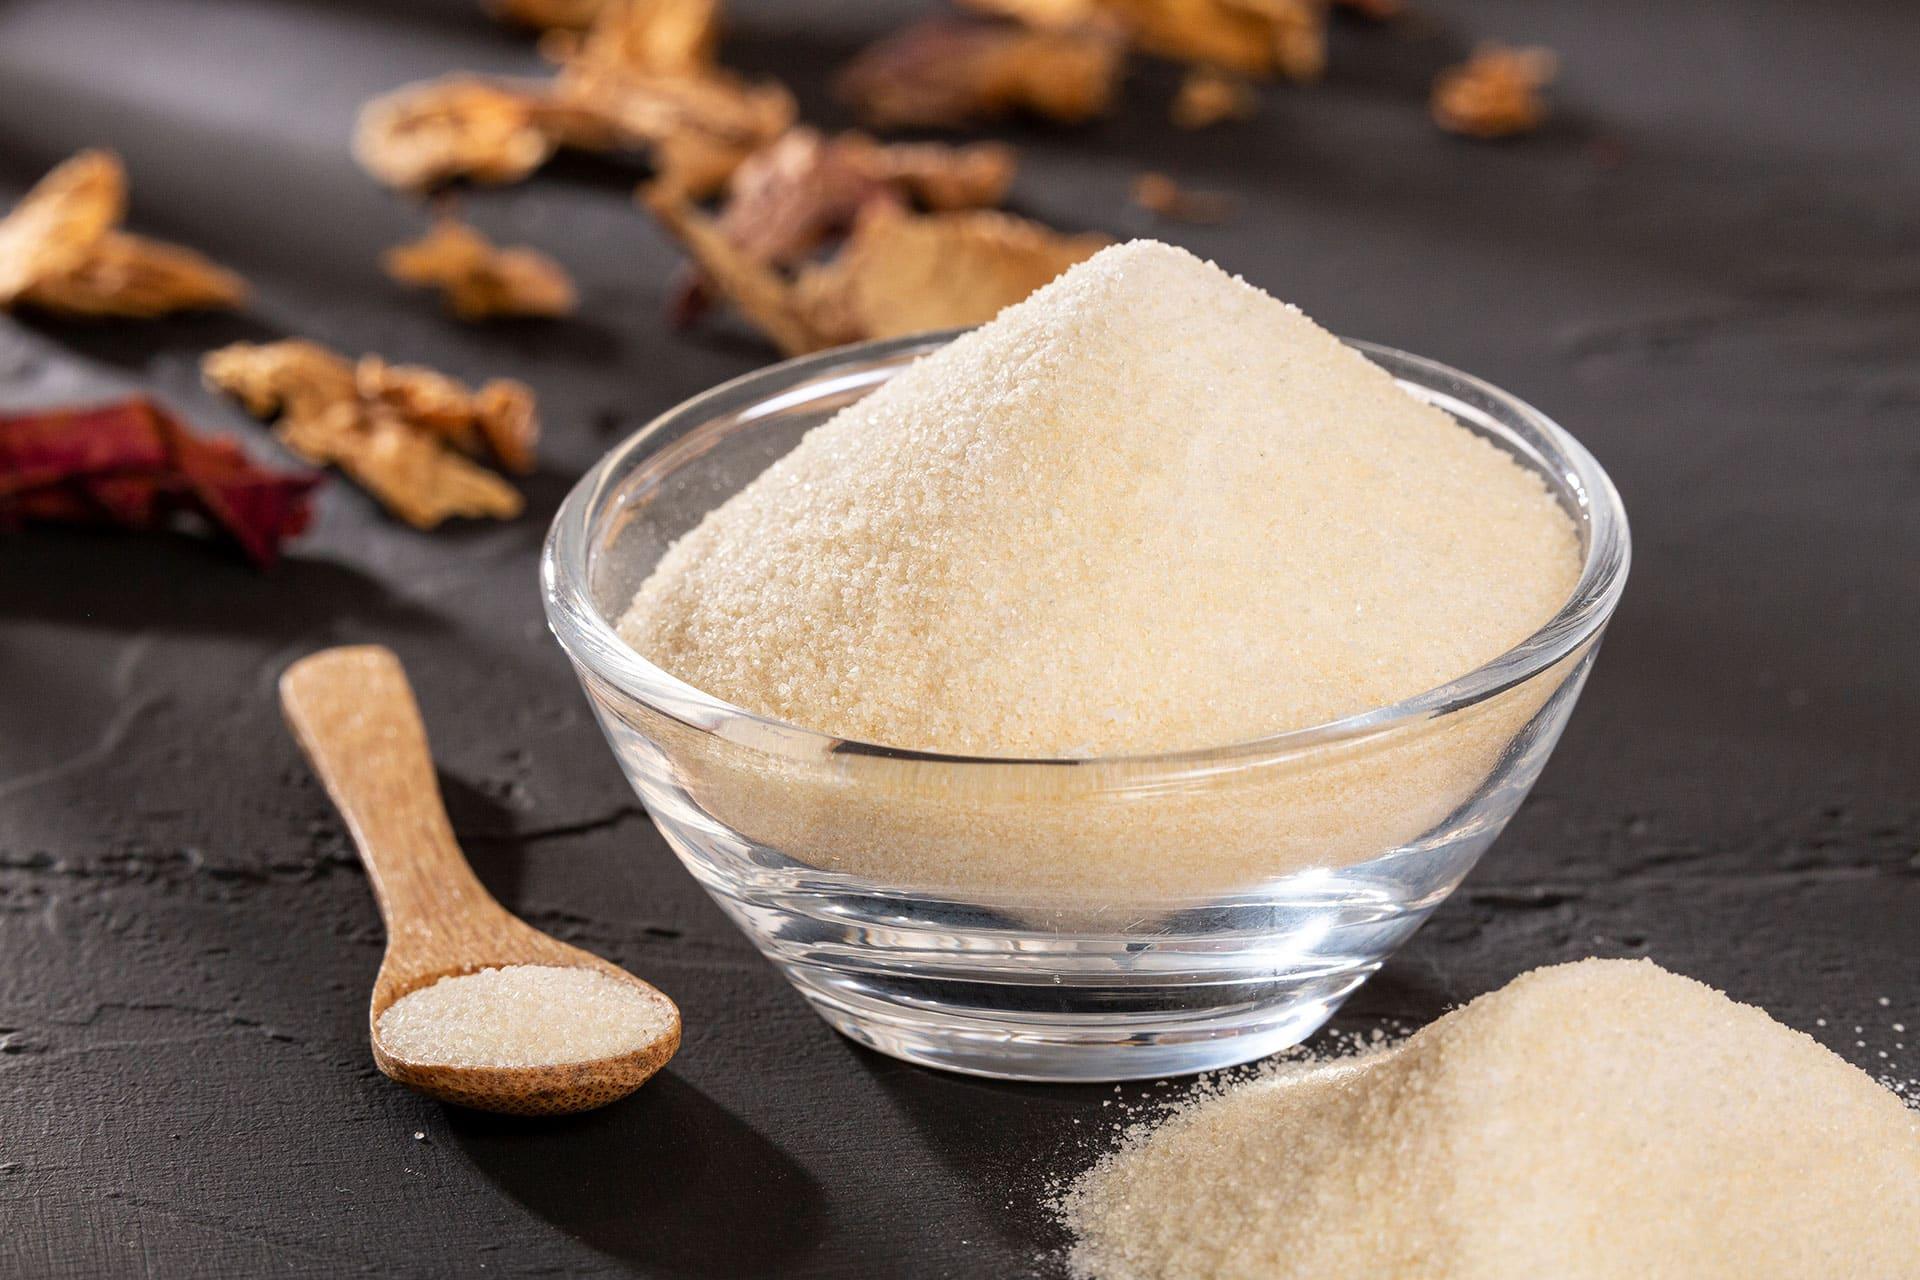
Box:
280;644;680;1116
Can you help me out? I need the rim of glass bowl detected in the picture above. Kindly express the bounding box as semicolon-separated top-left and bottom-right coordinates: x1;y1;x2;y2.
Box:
542;331;1630;773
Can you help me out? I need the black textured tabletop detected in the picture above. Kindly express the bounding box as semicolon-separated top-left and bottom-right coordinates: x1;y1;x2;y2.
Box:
2;1;1916;1276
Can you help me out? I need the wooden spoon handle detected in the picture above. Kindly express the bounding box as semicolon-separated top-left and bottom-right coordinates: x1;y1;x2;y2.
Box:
279;646;500;939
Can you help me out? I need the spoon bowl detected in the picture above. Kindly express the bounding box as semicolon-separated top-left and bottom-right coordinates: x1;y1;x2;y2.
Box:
281;645;680;1116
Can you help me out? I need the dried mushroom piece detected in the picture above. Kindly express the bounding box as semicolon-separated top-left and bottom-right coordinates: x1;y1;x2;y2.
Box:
203;340;537;527
1130;172;1237;223
1171;68;1257;128
356;356;483;448
836;17;1125;129
1432;44;1557;138
794;206;1109;345
648;189;1107;356
0;150;123;303
562;0;719;78
667;128;1016;328
202;340;357;421
644;192;829;355
473;380;541;475
960;0;1326;81
1333;0;1402;18
0;150;246;317
383;216;577;320
491;0;613;32
354;77;557;192
554;68;796;198
25;233;248;317
301;411;523;530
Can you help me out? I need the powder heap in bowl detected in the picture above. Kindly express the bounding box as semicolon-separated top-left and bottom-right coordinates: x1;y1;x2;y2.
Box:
377;965;674;1068
1060;959;1920;1279
620;239;1580;757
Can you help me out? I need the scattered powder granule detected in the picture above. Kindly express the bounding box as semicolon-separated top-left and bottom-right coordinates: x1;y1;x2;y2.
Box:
376;965;673;1068
1059;959;1920;1280
616;239;1587;900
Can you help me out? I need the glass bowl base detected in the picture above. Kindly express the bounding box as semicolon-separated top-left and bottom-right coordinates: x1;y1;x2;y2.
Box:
784;961;1374;1082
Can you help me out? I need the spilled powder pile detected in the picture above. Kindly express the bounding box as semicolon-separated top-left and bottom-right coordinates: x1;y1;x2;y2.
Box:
621;239;1579;756
1060;959;1920;1280
377;965;673;1068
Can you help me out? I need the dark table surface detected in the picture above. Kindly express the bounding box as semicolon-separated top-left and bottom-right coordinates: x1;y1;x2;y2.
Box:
3;0;1916;1275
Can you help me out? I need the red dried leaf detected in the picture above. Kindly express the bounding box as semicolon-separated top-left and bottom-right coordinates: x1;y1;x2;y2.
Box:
0;397;320;567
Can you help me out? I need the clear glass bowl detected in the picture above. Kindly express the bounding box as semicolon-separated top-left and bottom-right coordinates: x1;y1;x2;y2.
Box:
542;333;1630;1082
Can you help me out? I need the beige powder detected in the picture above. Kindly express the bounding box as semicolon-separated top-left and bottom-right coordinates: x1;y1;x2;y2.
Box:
621;239;1579;758
1061;959;1920;1279
377;965;673;1068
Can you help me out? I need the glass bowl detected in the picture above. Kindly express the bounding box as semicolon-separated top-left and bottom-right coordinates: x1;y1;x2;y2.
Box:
542;333;1629;1082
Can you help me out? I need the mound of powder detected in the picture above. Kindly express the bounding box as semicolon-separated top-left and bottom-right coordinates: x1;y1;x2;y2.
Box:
620;240;1579;756
377;965;674;1068
1060;959;1920;1279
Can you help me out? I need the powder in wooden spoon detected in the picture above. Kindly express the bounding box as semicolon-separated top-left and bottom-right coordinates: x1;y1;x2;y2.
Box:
620;238;1579;757
1060;958;1920;1279
377;965;672;1068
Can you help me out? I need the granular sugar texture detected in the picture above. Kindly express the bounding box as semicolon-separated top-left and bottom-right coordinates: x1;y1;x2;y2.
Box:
1060;959;1920;1280
377;965;673;1068
621;239;1579;756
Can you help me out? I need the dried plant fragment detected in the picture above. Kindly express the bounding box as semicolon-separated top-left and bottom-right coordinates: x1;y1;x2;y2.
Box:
643;192;830;355
1332;0;1402;19
491;0;611;31
795;206;1110;347
286;410;522;530
965;0;1326;80
473;379;540;475
354;77;556;191
0;397;318;567
1171;68;1257;128
563;0;718;79
203;340;535;528
853;138;1019;211
0;150;123;303
648;188;1106;357
1130;172;1237;223
25;233;247;317
664;128;1017;328
202;340;356;421
1432;44;1557;139
836;17;1125;129
0;150;246;317
383;216;577;320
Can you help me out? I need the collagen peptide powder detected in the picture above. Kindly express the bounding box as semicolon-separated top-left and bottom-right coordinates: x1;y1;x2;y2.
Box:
620;240;1580;757
1060;959;1920;1280
377;965;673;1068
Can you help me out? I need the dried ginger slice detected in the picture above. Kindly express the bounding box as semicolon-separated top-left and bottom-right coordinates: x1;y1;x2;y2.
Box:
355;356;482;452
383;217;577;320
25;232;248;317
1433;44;1557;138
354;77;556;192
836;17;1125;129
794;206;1110;346
0;150;124;303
